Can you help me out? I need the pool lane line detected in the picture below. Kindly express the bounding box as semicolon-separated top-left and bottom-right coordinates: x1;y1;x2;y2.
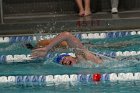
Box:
0;73;140;85
0;50;140;63
0;31;140;43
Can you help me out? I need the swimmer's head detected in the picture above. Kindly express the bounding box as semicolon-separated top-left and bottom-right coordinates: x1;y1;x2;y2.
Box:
55;54;77;66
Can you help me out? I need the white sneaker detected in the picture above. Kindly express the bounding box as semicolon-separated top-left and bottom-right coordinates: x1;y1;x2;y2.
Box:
111;8;118;14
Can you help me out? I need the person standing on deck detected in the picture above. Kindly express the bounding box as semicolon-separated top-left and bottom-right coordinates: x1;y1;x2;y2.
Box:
75;0;92;16
111;0;119;13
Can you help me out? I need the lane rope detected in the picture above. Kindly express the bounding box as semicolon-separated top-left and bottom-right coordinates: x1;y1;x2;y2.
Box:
0;50;140;63
0;30;140;43
0;73;140;85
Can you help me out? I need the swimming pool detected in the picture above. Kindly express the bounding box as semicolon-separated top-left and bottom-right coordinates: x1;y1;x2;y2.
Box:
0;30;140;93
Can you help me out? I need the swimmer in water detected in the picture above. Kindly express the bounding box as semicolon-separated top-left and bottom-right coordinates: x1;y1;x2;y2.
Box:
26;32;102;66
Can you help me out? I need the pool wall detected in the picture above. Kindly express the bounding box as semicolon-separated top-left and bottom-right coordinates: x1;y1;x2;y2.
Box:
0;12;140;35
0;0;140;35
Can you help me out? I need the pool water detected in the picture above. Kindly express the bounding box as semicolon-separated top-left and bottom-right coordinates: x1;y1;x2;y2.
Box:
0;33;140;93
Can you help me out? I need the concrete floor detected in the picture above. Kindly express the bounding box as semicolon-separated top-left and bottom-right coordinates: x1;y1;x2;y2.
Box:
0;10;140;35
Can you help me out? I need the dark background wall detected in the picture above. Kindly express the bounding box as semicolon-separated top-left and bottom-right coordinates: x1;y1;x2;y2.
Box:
2;0;140;15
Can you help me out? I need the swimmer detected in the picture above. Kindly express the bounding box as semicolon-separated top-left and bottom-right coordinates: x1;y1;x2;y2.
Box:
29;32;102;66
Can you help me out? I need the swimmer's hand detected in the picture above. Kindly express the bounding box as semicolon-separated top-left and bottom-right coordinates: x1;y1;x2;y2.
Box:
31;47;47;59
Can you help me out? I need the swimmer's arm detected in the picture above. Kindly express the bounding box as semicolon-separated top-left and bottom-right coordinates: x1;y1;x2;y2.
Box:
32;32;103;63
83;51;103;63
46;32;102;63
42;32;86;54
31;32;85;58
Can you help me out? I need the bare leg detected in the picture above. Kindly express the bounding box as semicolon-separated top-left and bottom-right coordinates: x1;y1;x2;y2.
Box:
75;0;85;16
111;0;119;13
111;0;119;8
84;0;91;16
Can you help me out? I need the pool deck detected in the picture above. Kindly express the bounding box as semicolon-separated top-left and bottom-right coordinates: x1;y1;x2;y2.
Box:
0;10;140;35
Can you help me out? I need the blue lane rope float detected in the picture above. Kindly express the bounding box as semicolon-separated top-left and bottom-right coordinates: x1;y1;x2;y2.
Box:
0;36;33;43
0;73;140;86
9;36;33;43
0;51;139;63
0;30;140;43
